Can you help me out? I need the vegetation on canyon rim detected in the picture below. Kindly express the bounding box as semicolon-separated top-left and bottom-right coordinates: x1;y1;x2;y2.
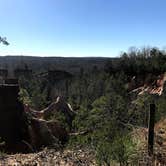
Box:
17;47;166;165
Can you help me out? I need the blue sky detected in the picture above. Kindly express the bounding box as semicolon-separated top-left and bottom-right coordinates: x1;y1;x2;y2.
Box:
0;0;166;57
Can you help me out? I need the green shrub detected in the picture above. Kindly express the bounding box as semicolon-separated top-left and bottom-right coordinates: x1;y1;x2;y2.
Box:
96;135;137;166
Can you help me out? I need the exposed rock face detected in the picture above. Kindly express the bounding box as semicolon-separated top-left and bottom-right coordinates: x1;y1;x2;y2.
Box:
0;84;69;153
130;73;166;96
28;118;56;150
46;120;68;144
25;97;76;129
28;118;68;150
24;97;72;151
41;97;75;127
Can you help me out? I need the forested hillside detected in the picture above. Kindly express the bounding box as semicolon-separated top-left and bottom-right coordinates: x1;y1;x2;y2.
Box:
1;47;166;165
11;47;166;165
0;56;110;75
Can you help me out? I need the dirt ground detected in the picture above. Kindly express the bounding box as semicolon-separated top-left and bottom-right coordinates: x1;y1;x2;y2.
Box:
0;148;96;166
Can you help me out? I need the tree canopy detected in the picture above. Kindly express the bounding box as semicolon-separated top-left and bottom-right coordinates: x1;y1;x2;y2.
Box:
0;36;9;45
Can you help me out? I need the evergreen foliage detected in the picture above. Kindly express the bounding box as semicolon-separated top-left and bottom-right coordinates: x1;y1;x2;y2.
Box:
19;47;166;165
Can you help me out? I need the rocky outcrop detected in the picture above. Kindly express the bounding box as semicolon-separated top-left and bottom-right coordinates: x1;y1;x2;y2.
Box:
28;118;68;150
0;84;70;153
25;97;76;128
130;73;166;96
23;97;73;152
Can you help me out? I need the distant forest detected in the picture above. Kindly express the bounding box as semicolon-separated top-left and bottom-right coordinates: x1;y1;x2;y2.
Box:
0;56;110;75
